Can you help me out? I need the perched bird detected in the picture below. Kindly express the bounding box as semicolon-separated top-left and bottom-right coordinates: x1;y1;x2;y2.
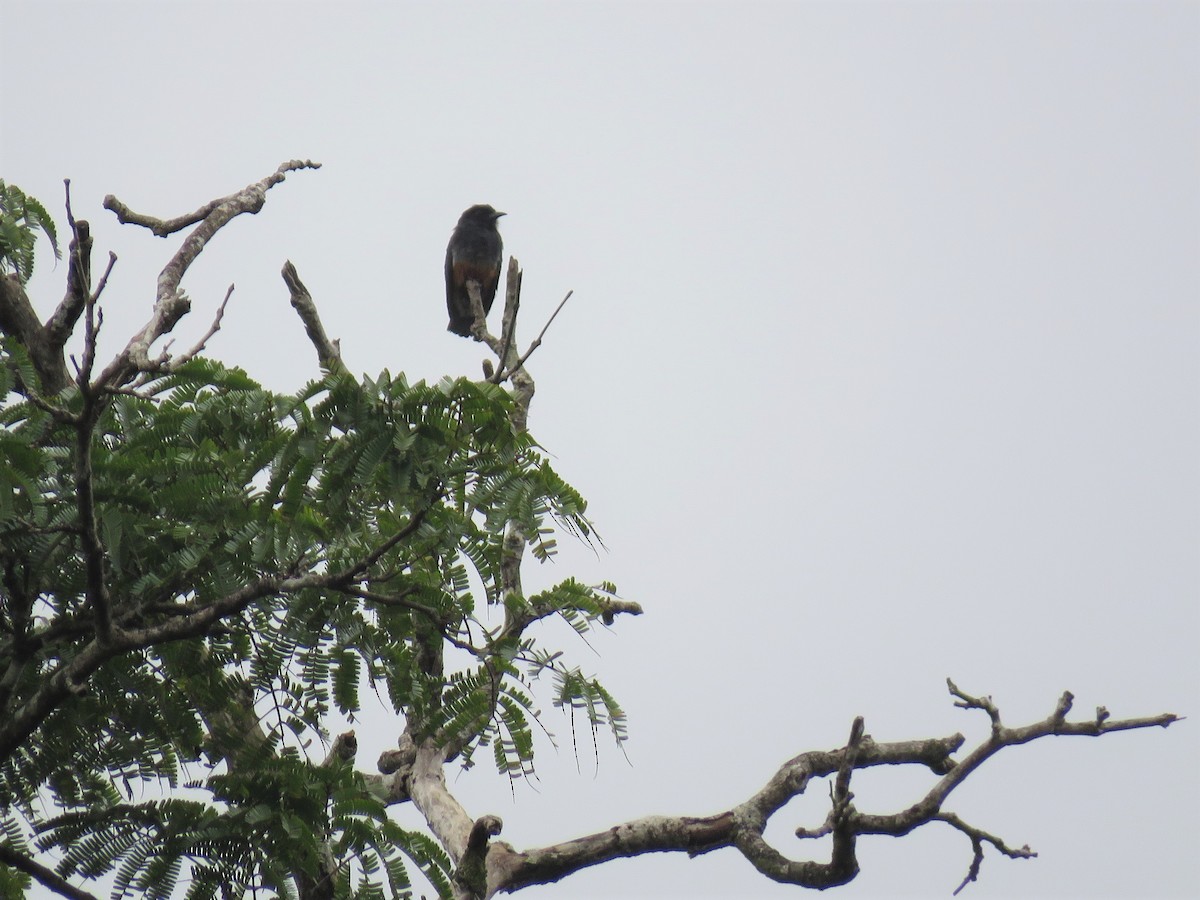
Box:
444;204;505;337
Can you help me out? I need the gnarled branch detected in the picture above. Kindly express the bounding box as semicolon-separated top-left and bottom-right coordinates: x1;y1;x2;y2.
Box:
96;159;321;387
479;684;1177;896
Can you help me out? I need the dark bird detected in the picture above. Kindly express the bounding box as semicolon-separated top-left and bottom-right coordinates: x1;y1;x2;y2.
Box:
445;204;505;337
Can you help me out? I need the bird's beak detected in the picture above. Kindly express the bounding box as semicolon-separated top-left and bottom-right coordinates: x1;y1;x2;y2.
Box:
495;211;507;219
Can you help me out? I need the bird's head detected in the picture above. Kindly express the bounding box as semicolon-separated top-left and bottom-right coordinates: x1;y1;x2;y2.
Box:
459;204;506;227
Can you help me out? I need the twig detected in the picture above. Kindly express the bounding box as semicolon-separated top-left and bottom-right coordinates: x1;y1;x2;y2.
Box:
171;283;233;368
937;811;1037;895
89;252;117;306
833;716;864;813
947;677;1002;734
493;289;573;383
64;178;77;233
18;383;80;424
328;491;441;585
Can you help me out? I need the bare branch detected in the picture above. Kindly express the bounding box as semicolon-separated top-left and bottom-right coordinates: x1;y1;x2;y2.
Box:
103;159;321;237
96;160;321;386
88;251;117;307
485;687;1178;896
492;289;573;383
170;282;233;369
282;260;342;369
937;811;1037;895
492;290;518;378
75;254;108;390
103;195;225;238
947;677;1002;733
465;257;532;389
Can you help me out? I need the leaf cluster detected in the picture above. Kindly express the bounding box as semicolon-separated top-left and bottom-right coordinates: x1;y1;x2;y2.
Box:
0;182;60;285
0;352;623;897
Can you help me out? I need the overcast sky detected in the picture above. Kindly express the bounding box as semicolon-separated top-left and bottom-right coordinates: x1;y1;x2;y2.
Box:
3;2;1198;898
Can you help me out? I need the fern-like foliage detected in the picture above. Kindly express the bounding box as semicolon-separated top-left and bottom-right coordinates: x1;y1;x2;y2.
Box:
0;349;624;898
0;181;60;284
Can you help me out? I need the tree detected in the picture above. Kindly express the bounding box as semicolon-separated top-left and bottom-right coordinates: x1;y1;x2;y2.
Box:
0;163;1179;900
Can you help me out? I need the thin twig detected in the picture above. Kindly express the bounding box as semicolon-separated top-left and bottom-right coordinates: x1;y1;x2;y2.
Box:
89;252;117;306
493;289;573;383
64;178;76;233
172;283;233;368
937;811;1037;895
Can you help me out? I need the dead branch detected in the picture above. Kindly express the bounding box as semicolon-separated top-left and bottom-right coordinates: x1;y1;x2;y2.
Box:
161;282;233;370
492;289;573;383
2;162;316;397
282;260;342;369
103;160;321;237
95;160;320;387
104;195;225;238
476;685;1178;897
937;811;1037;895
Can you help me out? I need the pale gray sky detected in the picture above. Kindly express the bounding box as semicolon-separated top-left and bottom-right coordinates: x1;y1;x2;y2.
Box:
3;2;1197;898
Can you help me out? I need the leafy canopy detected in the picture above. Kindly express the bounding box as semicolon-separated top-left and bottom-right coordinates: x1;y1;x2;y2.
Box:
0;333;624;897
0;181;60;285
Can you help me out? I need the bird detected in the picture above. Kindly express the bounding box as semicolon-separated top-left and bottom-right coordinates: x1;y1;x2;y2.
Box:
444;204;505;337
